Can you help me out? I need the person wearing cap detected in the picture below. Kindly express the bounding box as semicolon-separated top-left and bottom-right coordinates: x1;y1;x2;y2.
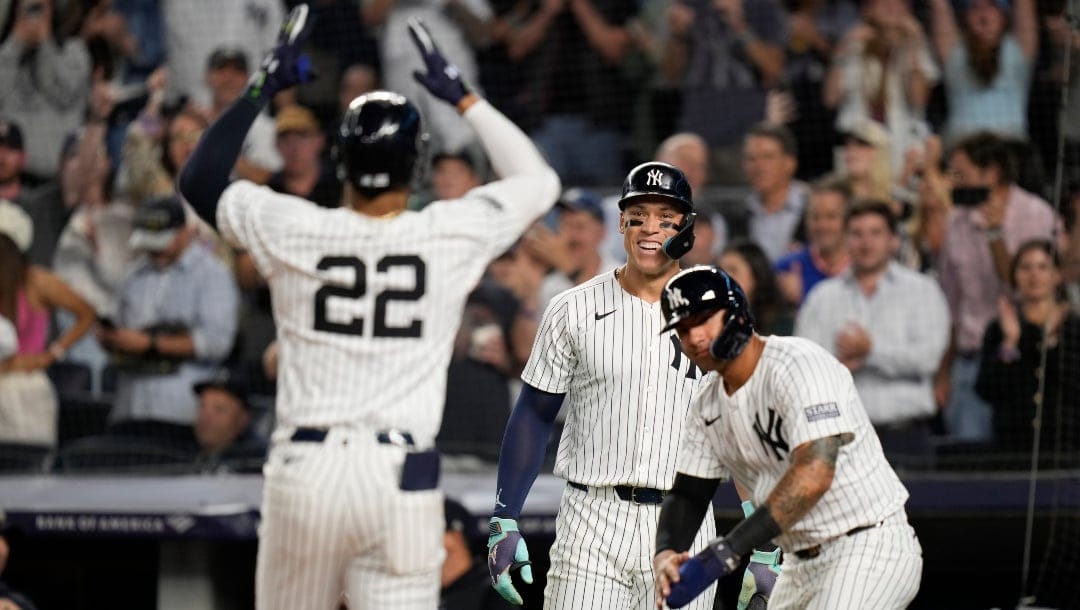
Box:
0;120;27;204
191;370;266;474
0;199;95;445
267;104;341;209
838;118;894;204
0;0;91;181
439;498;506;610
824;0;938;169
929;0;1038;143
98;194;239;430
529;188;621;314
200;46;283;184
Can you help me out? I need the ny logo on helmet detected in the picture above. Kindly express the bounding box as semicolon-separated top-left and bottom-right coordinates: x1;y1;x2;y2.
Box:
667;287;690;311
646;169;664;187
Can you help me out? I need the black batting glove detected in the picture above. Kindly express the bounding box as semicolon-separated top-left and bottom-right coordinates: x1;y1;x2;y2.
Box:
408;18;470;107
244;4;316;107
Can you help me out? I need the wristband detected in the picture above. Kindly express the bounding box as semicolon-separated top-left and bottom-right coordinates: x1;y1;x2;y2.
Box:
725;504;782;557
741;499;755;518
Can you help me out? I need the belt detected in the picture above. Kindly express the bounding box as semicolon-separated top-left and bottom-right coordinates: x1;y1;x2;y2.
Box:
568;481;668;505
290;427;415;447
794;520;884;560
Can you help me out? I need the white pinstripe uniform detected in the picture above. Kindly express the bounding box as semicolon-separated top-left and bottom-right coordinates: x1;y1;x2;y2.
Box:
524;270;716;610
216;100;560;610
677;336;922;610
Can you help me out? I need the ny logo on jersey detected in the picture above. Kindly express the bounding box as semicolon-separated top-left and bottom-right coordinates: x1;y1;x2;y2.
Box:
646;169;664;186
666;287;690;311
669;335;701;380
753;408;789;461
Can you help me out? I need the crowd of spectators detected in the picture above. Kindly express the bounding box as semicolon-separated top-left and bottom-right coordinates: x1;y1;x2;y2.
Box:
1;0;1079;481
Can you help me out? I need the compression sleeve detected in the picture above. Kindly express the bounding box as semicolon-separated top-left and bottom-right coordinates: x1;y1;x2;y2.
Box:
492;384;566;519
655;473;721;554
176;98;262;228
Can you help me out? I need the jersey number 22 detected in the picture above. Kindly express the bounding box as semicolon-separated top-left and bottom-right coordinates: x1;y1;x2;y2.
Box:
313;255;426;338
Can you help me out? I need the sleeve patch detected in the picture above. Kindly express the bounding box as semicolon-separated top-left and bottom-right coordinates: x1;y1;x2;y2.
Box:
804;402;840;422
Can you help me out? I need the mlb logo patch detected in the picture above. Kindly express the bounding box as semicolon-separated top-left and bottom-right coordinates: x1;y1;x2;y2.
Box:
804;402;840;422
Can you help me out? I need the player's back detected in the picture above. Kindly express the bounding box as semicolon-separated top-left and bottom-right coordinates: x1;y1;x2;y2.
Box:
219;182;543;444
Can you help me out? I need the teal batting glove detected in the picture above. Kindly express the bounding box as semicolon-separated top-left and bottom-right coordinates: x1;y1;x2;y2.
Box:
487;517;533;605
737;546;782;609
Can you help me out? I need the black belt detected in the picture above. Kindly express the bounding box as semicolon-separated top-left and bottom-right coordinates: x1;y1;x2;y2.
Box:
568;481;668;505
794;521;882;560
290;427;415;447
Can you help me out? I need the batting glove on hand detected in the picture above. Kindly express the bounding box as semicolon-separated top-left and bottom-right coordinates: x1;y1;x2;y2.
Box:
244;4;315;106
667;538;740;609
737;547;781;610
407;18;470;107
488;517;533;605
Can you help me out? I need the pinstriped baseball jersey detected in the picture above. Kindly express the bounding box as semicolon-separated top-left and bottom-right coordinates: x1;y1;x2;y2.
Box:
217;102;561;448
676;336;910;553
523;269;704;489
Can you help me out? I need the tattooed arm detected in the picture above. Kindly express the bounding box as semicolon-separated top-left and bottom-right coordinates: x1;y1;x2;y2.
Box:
764;433;852;530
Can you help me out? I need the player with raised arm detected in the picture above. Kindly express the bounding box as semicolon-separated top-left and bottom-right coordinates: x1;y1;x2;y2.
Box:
652;266;922;609
177;6;560;609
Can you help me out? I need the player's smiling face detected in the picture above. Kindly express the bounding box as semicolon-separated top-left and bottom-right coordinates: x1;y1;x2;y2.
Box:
620;200;684;276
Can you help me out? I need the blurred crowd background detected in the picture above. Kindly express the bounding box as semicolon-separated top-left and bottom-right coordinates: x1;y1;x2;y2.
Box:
0;0;1078;606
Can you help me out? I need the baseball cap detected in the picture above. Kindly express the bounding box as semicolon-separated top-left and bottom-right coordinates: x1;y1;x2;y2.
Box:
275;105;320;135
193;369;251;410
842;118;890;149
129;195;186;252
960;0;1010;11
556;188;604;223
0;118;24;150
0;199;33;253
207;47;249;73
444;498;473;534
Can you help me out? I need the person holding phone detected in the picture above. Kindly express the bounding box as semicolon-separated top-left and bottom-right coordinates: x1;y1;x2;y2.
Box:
0;0;91;182
936;131;1057;443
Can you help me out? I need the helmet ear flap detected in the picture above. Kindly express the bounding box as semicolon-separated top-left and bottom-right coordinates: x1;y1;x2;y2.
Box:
662;212;697;260
709;309;753;360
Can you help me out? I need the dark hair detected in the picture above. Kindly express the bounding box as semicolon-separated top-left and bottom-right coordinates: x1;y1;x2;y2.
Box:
0;234;28;322
845;200;898;234
1009;239;1060;290
951;131;1018;185
721;239;787;333
811;173;854;203
161;109;210;178
745;123;798;158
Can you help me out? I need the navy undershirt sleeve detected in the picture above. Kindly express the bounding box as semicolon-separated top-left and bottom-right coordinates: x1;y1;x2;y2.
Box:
492;384;566;519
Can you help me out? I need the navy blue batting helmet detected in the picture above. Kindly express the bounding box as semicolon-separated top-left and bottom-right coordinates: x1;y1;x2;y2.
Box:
334;91;429;198
660;265;755;360
618;162;696;259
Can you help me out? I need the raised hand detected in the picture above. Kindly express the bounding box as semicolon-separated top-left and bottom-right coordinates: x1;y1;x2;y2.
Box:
245;4;316;106
408;18;471;107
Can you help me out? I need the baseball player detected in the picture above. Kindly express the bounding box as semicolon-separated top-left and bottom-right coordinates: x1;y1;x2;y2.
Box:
176;7;561;609
486;161;722;609
652;266;923;609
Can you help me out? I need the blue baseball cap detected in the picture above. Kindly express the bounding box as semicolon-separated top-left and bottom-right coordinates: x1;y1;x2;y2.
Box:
556;188;604;223
960;0;1010;11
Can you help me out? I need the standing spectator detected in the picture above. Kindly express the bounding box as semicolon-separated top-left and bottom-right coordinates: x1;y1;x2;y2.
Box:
664;0;786;183
837;118;894;203
976;240;1080;459
0;119;26;204
267;104;341;208
163;0;283;109
796;202;950;465
98;195;238;437
199;47;282;184
719;238;795;335
824;0;937;168
736;123;809;262
508;0;639;185
782;0;860;179
930;0;1038;143
364;0;491;154
937;131;1057;442
774;175;851;306
0;200;94;445
0;0;91;181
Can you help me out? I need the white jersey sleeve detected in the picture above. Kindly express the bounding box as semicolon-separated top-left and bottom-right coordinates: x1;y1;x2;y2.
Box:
521;295;577;394
217;181;316;279
675;374;730;481
772;342;859;449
